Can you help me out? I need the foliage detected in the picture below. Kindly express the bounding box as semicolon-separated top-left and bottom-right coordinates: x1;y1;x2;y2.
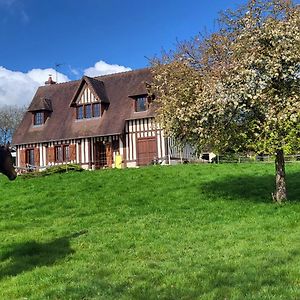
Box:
151;0;300;201
152;0;300;154
21;163;84;179
1;164;300;299
0;105;26;144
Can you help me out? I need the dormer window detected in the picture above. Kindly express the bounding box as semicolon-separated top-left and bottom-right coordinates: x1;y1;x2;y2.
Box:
28;97;52;126
34;112;44;125
70;76;109;120
85;104;92;119
135;95;148;112
93;103;100;117
76;103;101;120
77;106;84;119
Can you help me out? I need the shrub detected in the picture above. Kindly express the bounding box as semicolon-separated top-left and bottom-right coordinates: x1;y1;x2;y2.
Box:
21;164;84;179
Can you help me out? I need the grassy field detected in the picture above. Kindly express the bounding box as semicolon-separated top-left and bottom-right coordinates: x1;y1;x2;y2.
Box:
0;163;300;299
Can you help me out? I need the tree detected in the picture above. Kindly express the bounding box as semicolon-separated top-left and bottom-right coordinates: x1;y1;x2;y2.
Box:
0;105;26;145
152;0;300;202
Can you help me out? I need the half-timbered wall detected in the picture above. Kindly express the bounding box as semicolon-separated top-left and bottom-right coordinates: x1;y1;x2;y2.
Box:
15;120;202;170
125;117;167;167
77;85;99;104
16;140;78;169
16;135;121;170
17;144;45;168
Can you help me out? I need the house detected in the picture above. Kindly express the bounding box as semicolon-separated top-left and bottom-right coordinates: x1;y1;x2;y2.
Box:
12;69;165;169
12;68;205;170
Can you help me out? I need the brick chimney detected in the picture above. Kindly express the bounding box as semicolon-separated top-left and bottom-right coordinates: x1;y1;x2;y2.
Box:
45;75;56;85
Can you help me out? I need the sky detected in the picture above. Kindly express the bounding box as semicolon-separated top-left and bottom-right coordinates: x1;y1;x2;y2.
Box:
0;0;298;107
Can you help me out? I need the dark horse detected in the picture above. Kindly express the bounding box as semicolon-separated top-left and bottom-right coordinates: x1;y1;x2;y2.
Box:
0;145;17;181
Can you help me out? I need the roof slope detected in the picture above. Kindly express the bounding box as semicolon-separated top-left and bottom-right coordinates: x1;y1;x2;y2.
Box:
12;68;154;145
69;76;110;106
28;97;53;112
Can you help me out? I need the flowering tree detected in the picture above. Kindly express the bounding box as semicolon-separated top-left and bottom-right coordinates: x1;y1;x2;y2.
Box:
152;0;300;202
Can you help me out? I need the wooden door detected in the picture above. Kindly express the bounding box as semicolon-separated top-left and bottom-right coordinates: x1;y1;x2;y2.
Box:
94;141;106;168
137;137;157;166
105;143;113;167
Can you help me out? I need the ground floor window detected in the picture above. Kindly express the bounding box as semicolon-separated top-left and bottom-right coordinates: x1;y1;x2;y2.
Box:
26;149;34;166
55;145;70;162
63;145;70;161
55;146;63;162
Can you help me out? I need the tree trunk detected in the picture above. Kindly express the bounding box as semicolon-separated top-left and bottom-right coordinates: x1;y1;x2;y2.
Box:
274;149;287;203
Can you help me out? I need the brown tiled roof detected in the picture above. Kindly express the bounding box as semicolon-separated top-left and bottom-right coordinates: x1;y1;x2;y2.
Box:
28;97;53;112
12;68;154;145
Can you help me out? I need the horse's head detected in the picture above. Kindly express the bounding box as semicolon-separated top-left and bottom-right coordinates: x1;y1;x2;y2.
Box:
0;145;17;181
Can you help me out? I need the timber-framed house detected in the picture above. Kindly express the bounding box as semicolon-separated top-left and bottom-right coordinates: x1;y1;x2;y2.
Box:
13;68;196;169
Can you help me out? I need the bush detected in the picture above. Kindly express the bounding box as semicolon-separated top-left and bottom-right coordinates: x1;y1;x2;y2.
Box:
21;164;84;179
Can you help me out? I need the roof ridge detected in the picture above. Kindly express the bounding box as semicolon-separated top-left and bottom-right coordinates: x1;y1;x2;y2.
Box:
38;67;151;89
94;67;151;80
38;79;80;89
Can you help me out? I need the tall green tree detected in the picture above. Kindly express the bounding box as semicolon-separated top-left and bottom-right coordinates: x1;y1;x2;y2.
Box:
152;0;300;202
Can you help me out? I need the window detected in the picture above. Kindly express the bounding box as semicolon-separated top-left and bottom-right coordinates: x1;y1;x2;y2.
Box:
135;96;148;112
93;103;100;117
34;112;44;125
54;145;70;162
77;106;84;119
26;149;35;165
85;104;92;119
63;145;70;161
76;103;101;119
55;146;63;162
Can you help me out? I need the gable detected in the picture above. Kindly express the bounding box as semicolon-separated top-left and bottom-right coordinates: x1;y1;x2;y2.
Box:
70;76;109;107
77;84;99;104
28;97;53;112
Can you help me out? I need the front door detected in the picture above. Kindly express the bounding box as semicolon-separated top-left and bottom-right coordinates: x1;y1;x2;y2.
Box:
94;141;106;169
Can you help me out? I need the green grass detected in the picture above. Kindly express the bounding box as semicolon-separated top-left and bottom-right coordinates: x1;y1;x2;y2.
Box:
0;163;300;299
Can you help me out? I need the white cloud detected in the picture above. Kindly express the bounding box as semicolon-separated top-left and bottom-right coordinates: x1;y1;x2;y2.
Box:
0;66;70;107
84;60;132;77
0;60;132;108
27;68;69;85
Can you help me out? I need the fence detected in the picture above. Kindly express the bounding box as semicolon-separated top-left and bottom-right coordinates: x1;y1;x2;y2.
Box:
206;154;300;164
15;154;300;173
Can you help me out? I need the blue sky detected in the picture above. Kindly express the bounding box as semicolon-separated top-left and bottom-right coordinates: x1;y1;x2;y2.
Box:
0;0;299;106
1;0;241;74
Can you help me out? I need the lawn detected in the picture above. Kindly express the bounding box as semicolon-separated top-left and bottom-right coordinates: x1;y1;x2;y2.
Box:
0;163;300;299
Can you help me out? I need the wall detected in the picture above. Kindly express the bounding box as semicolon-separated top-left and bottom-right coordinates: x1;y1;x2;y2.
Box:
125;117;167;167
15;135;121;170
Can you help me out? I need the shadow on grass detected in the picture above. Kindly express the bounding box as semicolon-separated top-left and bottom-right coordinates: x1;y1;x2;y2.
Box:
82;254;295;299
200;171;300;203
0;230;87;280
